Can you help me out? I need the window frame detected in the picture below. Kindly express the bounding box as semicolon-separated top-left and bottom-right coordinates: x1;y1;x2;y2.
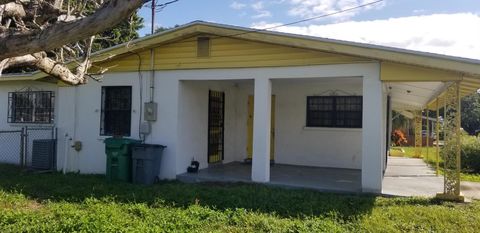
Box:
100;86;132;137
306;96;363;129
8;91;55;124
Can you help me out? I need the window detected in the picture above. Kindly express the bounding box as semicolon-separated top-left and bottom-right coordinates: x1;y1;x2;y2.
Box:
306;96;362;128
100;86;132;136
8;91;55;124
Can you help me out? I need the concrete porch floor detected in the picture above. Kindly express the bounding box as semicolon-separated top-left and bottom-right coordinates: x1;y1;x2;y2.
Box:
177;162;362;193
382;156;480;200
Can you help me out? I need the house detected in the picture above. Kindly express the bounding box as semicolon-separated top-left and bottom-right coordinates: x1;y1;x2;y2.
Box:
1;21;479;195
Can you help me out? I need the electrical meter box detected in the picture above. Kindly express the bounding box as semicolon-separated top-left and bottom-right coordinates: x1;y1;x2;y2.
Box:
144;102;157;122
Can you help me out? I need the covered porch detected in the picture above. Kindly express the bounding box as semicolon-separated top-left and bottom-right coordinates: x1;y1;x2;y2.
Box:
174;64;384;193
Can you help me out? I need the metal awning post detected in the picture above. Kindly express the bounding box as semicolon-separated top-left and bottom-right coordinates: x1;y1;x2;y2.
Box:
414;110;422;158
426;109;430;161
435;98;440;176
436;81;464;202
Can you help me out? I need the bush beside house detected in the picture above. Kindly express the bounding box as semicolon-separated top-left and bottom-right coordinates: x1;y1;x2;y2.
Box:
461;135;480;173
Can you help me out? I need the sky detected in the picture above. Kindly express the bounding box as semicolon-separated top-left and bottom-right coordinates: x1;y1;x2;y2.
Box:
138;0;480;59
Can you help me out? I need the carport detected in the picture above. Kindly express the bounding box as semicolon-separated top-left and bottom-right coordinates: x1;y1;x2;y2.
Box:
383;60;480;201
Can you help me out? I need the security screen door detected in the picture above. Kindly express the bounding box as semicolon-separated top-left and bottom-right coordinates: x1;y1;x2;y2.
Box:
207;90;225;164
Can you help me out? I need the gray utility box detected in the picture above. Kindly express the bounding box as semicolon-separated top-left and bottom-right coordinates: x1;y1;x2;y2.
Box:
131;144;166;185
144;102;158;122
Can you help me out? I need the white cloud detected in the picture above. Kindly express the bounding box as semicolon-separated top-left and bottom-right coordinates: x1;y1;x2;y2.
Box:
412;9;427;14
287;0;386;21
252;1;264;11
251;1;272;19
230;1;247;10
252;13;480;60
252;11;272;19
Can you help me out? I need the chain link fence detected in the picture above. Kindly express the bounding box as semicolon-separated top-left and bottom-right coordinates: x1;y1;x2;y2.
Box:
0;130;23;165
0;126;56;170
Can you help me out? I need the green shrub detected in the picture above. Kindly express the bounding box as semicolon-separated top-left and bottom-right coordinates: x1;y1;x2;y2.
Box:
461;136;480;173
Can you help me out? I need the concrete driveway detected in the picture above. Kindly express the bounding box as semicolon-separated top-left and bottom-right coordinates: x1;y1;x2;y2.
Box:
382;156;480;200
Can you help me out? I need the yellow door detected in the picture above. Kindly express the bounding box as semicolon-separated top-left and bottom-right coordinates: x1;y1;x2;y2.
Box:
247;95;275;160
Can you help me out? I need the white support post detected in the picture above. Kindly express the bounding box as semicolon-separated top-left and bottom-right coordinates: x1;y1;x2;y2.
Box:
362;72;384;193
251;78;272;183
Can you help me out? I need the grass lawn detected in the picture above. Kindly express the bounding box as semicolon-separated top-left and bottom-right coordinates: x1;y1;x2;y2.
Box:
391;146;480;183
1;165;480;232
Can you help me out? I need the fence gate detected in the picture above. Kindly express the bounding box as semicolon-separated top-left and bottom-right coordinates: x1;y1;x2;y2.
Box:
0;126;57;170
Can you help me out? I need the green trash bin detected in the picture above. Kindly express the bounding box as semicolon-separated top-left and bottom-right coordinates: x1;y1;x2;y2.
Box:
104;138;141;182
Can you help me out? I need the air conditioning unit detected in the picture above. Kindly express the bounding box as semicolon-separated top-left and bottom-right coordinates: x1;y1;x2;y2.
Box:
31;139;56;170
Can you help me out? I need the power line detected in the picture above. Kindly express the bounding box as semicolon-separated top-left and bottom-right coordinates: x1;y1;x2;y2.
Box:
153;0;179;12
223;0;385;39
265;0;384;30
161;0;384;44
145;0;179;10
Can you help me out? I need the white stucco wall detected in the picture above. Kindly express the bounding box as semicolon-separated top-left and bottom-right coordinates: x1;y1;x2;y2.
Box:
53;63;382;183
172;66;371;174
0;81;57;165
177;80;245;172
273;78;363;169
175;77;363;173
56;72;143;174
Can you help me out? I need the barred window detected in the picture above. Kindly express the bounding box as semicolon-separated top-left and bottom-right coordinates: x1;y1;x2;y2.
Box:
8;91;55;124
306;96;362;128
100;86;132;136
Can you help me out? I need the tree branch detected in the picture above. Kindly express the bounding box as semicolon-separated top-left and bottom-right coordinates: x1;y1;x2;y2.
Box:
0;2;26;18
32;53;85;85
0;0;15;5
0;0;145;60
0;53;39;72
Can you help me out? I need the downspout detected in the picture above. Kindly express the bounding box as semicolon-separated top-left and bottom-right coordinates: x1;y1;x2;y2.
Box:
150;49;155;102
149;0;155;103
62;132;69;174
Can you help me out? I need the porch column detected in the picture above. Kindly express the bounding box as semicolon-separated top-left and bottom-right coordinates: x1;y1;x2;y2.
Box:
362;72;384;193
251;78;272;183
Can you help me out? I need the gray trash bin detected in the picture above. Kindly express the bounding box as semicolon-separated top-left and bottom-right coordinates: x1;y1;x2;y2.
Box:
131;144;166;185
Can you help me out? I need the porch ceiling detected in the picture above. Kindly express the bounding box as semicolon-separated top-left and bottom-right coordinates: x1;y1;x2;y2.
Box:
425;78;480;110
388;82;445;111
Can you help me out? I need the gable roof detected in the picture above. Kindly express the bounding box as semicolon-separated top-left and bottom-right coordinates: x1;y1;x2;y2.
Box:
2;20;480;81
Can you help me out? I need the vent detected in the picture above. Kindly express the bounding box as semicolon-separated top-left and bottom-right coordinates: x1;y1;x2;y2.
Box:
31;139;56;170
197;37;210;57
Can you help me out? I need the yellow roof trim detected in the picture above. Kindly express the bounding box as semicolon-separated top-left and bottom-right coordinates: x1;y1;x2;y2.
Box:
193;23;480;76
